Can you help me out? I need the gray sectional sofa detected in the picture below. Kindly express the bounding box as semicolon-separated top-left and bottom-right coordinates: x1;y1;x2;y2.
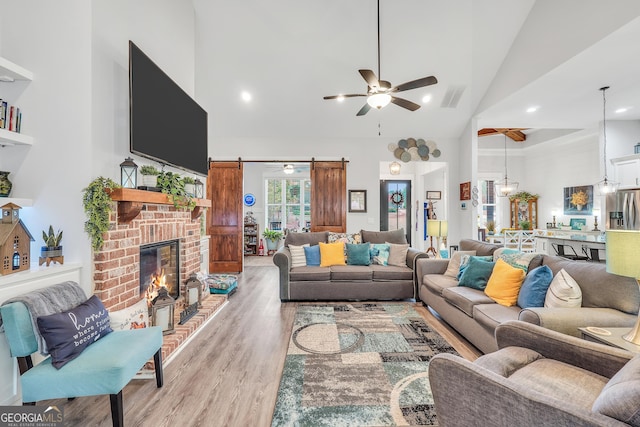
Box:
274;229;428;301
416;239;640;353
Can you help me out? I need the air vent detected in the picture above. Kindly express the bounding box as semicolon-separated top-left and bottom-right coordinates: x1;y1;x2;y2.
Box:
440;85;466;108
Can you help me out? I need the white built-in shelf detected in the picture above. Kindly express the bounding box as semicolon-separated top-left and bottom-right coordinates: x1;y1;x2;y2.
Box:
0;56;33;82
0;198;33;208
0;128;33;146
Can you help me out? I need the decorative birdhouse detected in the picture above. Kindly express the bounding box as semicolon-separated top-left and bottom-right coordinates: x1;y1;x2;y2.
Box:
0;203;34;275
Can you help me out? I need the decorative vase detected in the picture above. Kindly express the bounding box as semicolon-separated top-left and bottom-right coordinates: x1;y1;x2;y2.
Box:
184;183;195;197
0;171;12;197
41;246;63;258
140;175;157;188
576;204;584;211
266;238;279;251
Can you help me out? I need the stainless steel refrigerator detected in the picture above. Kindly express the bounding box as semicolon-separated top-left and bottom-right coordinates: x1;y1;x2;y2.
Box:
606;189;640;230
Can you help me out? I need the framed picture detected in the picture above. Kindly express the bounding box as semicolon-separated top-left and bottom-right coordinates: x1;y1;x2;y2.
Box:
563;185;593;215
460;182;471;201
426;191;441;200
569;218;587;230
348;190;367;213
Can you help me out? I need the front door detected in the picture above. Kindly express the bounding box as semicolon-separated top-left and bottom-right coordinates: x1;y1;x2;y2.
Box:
380;180;411;245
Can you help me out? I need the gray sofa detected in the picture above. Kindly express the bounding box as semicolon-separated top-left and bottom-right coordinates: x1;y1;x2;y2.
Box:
274;229;428;301
430;320;638;426
416;239;640;353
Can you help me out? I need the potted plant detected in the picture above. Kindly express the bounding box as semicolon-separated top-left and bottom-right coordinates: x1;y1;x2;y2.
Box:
519;220;531;230
262;228;284;251
82;177;120;251
183;176;195;197
156;171;196;210
139;165;160;188
485;220;496;235
41;225;63;258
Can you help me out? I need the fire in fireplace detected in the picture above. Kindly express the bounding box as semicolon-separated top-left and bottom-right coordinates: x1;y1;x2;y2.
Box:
140;239;180;306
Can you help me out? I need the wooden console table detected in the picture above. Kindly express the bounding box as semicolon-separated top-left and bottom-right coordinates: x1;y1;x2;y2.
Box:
108;188;211;224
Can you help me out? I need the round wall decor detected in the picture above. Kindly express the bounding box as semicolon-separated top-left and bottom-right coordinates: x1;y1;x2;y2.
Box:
388;137;441;162
243;193;256;207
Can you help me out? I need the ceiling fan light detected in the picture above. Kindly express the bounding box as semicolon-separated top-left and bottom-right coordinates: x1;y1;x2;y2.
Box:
367;93;392;109
283;164;294;174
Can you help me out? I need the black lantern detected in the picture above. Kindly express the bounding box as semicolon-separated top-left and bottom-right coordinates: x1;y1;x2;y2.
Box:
151;287;175;335
120;157;138;189
194;177;204;199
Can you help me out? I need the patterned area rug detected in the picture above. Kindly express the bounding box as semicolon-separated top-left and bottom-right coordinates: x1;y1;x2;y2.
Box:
271;303;459;426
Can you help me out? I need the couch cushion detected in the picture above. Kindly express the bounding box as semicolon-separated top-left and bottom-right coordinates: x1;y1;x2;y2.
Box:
361;228;407;244
493;249;542;273
442;287;495;317
319;242;346;267
544;268;582;308
369;243;390;266
328;232;362;245
443;250;476;278
459;239;500;256
371;265;413;281
387;242;410;267
475;346;543;377
289;244;309;268
517;265;554;308
285;231;328;247
458;257;495;290
509;359;608;410
330;265;373;281
484;259;526;307
290;266;331;282
592;355;640;426
346;243;371;266
473;303;521;331
457;255;494;280
422;274;458;296
304;245;321;266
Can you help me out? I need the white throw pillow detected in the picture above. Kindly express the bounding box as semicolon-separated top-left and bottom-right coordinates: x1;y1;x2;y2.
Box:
544;268;582;308
443;250;476;278
387;242;410;267
289;244;309;268
109;298;149;330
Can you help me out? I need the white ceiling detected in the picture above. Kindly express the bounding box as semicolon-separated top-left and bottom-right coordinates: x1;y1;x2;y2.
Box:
194;1;640;143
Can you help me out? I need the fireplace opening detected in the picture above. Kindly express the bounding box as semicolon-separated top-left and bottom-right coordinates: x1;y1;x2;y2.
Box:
140;239;180;306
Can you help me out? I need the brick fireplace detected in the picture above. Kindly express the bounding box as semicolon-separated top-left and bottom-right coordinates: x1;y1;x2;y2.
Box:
93;204;201;311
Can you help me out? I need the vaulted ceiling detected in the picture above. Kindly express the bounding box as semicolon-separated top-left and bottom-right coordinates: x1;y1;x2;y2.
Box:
194;0;640;144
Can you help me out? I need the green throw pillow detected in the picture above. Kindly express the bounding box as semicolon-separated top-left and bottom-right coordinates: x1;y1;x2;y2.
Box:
458;257;496;290
346;243;371;266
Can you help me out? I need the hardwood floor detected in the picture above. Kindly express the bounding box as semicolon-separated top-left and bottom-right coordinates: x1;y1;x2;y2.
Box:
50;263;480;426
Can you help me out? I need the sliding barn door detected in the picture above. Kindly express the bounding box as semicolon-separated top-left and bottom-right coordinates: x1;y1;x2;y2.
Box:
207;161;243;273
310;160;346;233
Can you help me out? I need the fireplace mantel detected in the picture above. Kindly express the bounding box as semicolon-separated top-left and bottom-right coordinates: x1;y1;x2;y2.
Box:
108;188;211;224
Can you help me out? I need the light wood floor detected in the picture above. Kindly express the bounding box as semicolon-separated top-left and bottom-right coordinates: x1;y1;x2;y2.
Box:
50;263;480;426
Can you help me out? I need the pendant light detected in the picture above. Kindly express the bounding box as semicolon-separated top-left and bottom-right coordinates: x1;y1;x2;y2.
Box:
595;86;619;195
494;133;518;197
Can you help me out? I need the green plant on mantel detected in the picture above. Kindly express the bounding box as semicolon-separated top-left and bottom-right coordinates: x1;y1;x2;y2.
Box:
156;171;196;211
82;177;120;251
508;191;539;202
262;228;284;241
182;176;195;185
139;165;160;176
42;225;63;248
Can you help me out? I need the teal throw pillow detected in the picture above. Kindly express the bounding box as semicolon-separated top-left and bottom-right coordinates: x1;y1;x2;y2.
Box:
517;265;553;308
458;257;496;290
457;255;494;280
369;243;390;266
304;245;321;266
346;243;371;266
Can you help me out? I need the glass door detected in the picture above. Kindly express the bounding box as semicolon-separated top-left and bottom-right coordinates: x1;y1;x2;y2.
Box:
380;180;411;245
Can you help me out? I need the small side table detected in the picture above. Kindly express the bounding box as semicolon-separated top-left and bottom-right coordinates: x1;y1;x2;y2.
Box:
579;327;640;354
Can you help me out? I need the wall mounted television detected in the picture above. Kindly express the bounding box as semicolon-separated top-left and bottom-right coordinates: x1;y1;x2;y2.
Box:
129;40;208;176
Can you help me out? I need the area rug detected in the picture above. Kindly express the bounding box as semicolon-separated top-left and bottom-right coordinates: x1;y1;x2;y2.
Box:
271;303;459;427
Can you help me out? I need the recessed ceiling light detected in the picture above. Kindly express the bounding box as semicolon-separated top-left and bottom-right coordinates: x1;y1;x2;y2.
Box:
526;106;539;113
615;107;629;114
422;94;432;103
337;95;345;102
241;91;252;102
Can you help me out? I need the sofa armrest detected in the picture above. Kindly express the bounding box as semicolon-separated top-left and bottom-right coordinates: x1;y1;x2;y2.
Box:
429;353;624;427
519;307;637;338
406;247;428;269
415;258;449;279
495;320;633;379
273;247;292;301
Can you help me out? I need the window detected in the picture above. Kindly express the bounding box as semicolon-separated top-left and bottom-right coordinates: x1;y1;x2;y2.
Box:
478;179;498;229
266;178;311;232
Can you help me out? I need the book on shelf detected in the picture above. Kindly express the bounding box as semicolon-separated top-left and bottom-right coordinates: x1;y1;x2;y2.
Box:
0;99;6;129
0;102;22;132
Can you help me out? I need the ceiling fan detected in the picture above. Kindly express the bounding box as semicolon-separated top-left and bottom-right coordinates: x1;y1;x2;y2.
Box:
323;0;438;116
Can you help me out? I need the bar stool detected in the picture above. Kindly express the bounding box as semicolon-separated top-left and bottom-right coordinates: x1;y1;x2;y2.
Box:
552;243;588;261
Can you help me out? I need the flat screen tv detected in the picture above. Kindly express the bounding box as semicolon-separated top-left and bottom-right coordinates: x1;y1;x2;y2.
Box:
129;40;208;176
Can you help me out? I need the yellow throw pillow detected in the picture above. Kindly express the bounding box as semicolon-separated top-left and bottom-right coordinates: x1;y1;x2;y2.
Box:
484;258;526;306
319;242;346;267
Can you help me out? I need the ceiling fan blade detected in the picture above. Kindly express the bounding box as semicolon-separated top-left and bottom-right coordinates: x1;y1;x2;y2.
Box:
356;103;372;116
358;69;379;88
393;76;438;93
323;94;367;100
391;96;421;111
